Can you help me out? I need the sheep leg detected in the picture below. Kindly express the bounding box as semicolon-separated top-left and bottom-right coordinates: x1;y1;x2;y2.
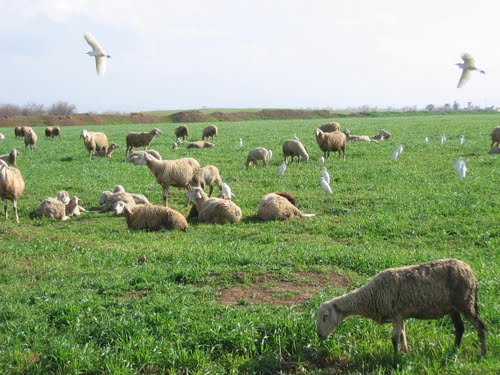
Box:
12;199;20;224
465;315;487;356
391;320;404;354
399;322;409;353
3;199;7;221
450;311;464;349
208;185;214;197
162;186;170;207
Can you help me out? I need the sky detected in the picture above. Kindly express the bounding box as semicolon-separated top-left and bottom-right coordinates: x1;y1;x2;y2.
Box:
1;0;498;113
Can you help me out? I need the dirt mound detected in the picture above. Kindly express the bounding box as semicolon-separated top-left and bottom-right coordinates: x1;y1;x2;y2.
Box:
168;110;214;123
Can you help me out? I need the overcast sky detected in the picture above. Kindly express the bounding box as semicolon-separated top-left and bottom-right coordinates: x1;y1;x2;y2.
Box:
1;0;498;113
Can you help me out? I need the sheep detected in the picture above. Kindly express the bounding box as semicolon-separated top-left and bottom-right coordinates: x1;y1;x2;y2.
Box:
80;129;108;157
24;128;38;150
186;141;215;149
319;122;341;133
371;129;392;141
317;259;487;356
257;193;315;221
491;126;500;148
186;186;242;224
99;188;150;212
488;146;500;154
35;193;83;221
0;159;25;224
245;147;270;168
0;133;4;140
114;201;188;231
15;126;32;138
315;128;346;160
282;140;309;164
342;131;378;143
127;150;162;161
202;125;218;140
129;152;201;206
196;165;223;197
0;149;19;166
96;143;120;158
45;127;61;138
125;128;163;155
175;125;189;141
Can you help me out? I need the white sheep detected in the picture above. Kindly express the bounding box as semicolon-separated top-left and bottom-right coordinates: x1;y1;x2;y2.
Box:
45;126;61;138
114;201;188;231
196;165;223;197
129;153;200;206
127;150;162;161
24;128;38;150
99;188;150;212
80;129;108;157
186;186;242;224
282;140;309;164
186;141;216;149
319;122;341;133
125;128;163;155
96;143;120;158
317;259;487;356
35;193;83;221
0;159;25;224
315;128;346;160
0;149;19;166
15;126;32;138
371;129;392;141
257;192;314;221
245;147;269;168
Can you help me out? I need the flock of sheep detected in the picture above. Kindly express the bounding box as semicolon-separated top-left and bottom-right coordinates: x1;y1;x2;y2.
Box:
0;120;497;357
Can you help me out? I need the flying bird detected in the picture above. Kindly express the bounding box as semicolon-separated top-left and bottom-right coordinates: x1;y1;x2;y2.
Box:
456;53;485;88
322;167;330;185
278;161;287;176
221;182;235;199
84;32;111;75
320;177;332;193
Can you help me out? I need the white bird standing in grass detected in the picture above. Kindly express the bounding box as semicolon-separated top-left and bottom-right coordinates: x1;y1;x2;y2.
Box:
459;162;468;179
239;138;243;148
84;32;111;75
397;145;404;154
391;149;399;161
221;182;235;199
320;177;332;193
278;161;286;176
424;136;429;144
456;53;485;88
319;156;325;164
459;135;465;145
322;167;330;185
439;135;446;145
455;158;465;173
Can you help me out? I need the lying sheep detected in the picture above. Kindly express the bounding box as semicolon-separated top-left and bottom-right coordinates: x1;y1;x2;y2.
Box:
197;165;223;197
129;153;200;206
317;259;487;356
0;159;25;224
35;193;83;221
175;125;189;141
282;140;309;163
319;122;341;133
488;146;500;154
187;141;215;149
24;129;38;150
125;128;163;155
491;126;500;148
342;130;378;143
0;149;19;166
96;143;120;158
114;201;188;231
15;126;32;138
371;129;392;141
45;127;61;138
202;125;218;140
99;187;150;212
257;193;315;221
186;186;242;224
81;129;108;157
315;128;346;160
128;150;162;161
245;147;269;168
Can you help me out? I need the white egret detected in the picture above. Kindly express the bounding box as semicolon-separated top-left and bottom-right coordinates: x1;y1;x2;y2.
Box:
459;135;465;145
322;167;330;185
391;150;399;161
319;156;325;164
397;145;404;154
84;32;111;75
459;163;468;179
455;158;465;173
267;149;273;159
239;138;243;148
424;136;429;144
320;177;332;193
221;182;235;199
439;135;446;145
278;161;286;176
456;53;485;88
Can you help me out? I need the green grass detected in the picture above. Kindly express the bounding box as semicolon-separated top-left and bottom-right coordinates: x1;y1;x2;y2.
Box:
0;114;498;374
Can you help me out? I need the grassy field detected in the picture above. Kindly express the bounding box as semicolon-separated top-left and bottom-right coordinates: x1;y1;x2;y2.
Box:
0;114;498;374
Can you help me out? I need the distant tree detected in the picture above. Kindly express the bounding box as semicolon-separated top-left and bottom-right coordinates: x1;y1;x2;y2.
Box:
425;104;435;111
443;103;451;112
453;101;460;111
0;103;22;117
48;101;77;116
22;102;45;116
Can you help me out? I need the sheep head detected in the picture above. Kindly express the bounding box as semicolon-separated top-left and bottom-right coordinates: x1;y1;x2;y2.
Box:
99;191;112;205
80;129;88;139
0;160;7;178
113;200;131;215
56;190;70;204
315;128;324;139
316;301;343;340
153;128;163;136
186;187;205;200
113;185;125;193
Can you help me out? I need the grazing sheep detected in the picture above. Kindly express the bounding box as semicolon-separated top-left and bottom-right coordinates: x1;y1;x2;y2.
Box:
282;140;309;164
197;165;223;197
257;193;315;221
319;122;341;133
0;159;25;224
175;125;189;141
202;125;218;140
0;149;19;166
371;129;392;141
128;150;162;161
317;259;487;356
488;146;500;154
491;126;500;148
24;128;38;150
0;133;5;140
186;186;242;224
186;140;216;149
96;143;120;157
315;128;346;160
125;128;163;155
45;127;61;138
129;153;201;206
114;201;188;231
80;129;108;157
35;193;83;221
15;126;32;138
245;147;270;168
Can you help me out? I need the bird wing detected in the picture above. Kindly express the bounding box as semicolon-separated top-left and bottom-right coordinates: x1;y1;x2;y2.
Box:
95;56;107;75
84;32;105;53
457;69;470;88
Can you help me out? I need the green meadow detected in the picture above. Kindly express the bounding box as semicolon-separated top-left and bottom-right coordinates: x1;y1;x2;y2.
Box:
0;114;498;374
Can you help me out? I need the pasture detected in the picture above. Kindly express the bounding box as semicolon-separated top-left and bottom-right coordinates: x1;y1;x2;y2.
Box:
0;114;498;374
